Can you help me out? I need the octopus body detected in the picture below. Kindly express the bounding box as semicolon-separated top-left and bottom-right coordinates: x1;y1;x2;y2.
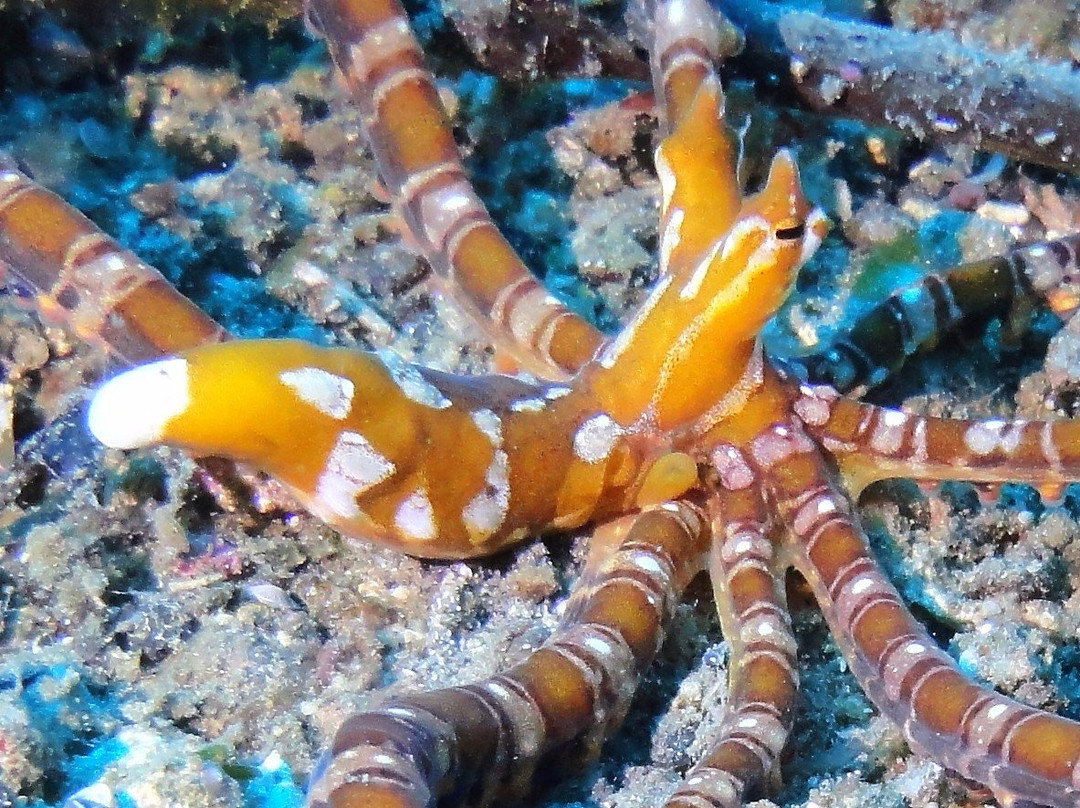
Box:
4;1;1080;806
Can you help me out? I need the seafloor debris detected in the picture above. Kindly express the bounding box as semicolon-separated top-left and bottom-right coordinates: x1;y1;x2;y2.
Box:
720;0;1080;172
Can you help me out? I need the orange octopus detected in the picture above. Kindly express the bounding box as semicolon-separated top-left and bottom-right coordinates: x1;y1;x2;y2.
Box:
3;1;1080;807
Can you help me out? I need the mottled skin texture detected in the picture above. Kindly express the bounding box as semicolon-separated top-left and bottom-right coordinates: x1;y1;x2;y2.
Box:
4;0;1080;807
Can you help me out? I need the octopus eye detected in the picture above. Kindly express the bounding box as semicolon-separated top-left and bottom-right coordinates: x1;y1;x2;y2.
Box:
774;221;805;241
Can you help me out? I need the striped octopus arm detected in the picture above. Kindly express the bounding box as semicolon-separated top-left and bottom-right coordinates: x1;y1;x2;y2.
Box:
663;486;799;808
798;235;1080;395
306;501;708;808
754;418;1080;808
794;383;1080;494
303;0;602;380
0;157;226;363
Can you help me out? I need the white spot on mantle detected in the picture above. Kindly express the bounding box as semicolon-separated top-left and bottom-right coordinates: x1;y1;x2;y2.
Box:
395;489;437;541
463;449;510;540
376;349;452;409
314;431;395;519
573;414;624;463
280;367;354;419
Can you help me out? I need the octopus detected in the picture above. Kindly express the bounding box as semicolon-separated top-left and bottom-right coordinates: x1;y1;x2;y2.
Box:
3;1;1080;807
